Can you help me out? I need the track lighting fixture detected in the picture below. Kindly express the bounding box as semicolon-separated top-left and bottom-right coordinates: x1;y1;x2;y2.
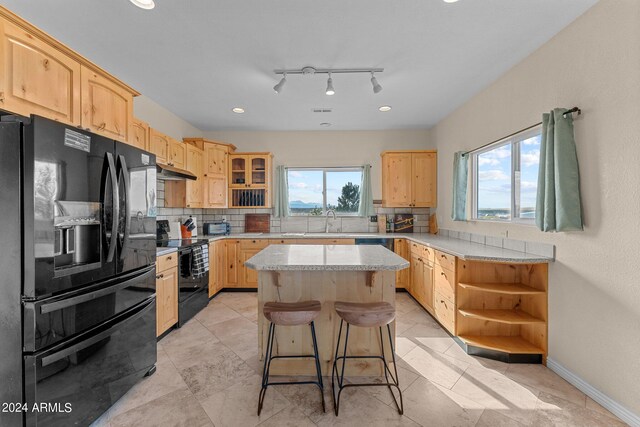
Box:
325;73;335;96
273;73;286;93
370;72;382;94
272;66;384;95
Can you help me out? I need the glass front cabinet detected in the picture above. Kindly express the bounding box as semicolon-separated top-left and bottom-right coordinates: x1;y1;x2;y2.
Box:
228;153;272;208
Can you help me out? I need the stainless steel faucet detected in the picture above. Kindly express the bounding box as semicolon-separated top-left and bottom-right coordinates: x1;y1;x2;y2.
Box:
325;209;336;233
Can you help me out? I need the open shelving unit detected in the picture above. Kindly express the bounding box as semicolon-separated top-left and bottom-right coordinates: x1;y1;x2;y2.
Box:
456;260;548;363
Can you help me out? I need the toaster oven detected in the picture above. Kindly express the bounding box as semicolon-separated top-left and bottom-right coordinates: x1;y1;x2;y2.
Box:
203;221;231;236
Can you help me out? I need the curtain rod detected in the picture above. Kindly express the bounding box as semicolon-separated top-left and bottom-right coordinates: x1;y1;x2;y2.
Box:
461;107;581;157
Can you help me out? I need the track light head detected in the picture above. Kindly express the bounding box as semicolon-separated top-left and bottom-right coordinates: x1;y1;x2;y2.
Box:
326;74;335;96
273;74;286;94
371;72;382;94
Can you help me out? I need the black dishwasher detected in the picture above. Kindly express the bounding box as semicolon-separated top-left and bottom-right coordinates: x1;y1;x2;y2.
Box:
354;238;394;251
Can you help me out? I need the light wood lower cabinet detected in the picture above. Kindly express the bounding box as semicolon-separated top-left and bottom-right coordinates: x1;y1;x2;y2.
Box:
156;253;178;337
394;238;409;289
208;240;225;297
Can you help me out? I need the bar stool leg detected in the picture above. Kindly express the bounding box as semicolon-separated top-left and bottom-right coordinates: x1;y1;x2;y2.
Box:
310;321;326;412
381;324;403;415
258;322;275;416
331;320;350;416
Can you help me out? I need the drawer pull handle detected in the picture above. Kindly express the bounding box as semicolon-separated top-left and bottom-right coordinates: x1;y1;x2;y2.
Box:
167;256;172;260
441;272;446;276
156;274;164;279
441;254;446;258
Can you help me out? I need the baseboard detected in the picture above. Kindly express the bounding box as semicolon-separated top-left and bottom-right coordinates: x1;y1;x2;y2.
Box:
546;357;640;427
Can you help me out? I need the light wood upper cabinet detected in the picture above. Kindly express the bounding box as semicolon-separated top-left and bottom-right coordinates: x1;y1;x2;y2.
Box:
382;152;413;207
205;143;227;175
80;65;132;142
169;137;186;169
0;19;81;125
205;175;227;208
149;128;169;164
412;152;437;207
381;150;437;208
131;117;149;151
185;145;203;208
228;153;272;208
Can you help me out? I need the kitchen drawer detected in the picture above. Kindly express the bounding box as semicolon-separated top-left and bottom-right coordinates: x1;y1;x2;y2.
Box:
434;264;455;303
434;292;455;334
269;239;298;244
157;252;178;272
435;250;456;272
422;245;435;264
239;239;269;250
410;241;423;256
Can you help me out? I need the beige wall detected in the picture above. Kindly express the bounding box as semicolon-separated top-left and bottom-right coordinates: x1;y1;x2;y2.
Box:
203;130;433;199
432;0;640;414
134;95;202;140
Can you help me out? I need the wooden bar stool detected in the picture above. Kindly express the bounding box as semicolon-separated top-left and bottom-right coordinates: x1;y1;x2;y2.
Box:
331;301;403;416
258;300;325;416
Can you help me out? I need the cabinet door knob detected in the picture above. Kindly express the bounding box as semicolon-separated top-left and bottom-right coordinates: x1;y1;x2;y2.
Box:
156;274;164;279
167;256;172;260
441;272;446;276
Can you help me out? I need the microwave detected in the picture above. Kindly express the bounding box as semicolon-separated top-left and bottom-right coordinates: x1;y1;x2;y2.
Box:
203;221;231;236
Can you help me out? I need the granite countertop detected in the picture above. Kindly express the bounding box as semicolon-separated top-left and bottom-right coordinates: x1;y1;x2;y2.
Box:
156;247;178;257
202;232;553;264
245;244;410;271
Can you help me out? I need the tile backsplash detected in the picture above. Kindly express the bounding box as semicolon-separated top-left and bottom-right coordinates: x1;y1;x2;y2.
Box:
156;182;432;235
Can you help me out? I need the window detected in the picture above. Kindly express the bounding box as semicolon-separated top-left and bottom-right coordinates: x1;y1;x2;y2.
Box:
287;167;363;216
471;127;541;222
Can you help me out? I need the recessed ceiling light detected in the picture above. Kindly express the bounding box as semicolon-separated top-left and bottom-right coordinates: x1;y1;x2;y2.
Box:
379;106;392;112
443;0;459;3
129;0;155;10
320;122;332;127
232;107;245;114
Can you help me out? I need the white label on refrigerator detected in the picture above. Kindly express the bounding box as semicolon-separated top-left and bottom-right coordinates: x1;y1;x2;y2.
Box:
64;129;91;152
141;153;150;165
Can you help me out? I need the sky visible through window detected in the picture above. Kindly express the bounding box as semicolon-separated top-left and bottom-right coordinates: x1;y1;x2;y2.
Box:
287;169;362;214
476;134;540;220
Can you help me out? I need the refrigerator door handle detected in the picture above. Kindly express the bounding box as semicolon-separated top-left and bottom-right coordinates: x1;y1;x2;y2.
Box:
104;153;119;262
117;154;131;260
38;266;155;314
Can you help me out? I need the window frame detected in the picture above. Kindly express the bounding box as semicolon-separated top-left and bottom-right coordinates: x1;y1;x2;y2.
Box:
286;166;364;217
470;126;541;224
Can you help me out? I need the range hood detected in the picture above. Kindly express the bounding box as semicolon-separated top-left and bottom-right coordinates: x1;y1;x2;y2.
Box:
156;162;197;181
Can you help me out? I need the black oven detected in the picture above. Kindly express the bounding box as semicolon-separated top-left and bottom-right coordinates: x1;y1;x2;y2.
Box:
176;242;209;327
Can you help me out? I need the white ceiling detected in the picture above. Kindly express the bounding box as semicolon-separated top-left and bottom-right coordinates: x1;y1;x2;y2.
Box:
3;0;597;131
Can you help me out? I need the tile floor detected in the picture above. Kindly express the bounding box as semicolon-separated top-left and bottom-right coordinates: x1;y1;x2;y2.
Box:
91;292;626;427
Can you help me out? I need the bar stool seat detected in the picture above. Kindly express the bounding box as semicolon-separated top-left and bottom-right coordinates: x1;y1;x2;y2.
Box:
264;301;321;326
334;301;395;328
259;300;325;416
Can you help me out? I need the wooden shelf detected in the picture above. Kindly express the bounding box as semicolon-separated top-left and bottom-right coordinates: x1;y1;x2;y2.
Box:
458;335;545;354
232;169;245;173
458;282;545;294
458;308;545;324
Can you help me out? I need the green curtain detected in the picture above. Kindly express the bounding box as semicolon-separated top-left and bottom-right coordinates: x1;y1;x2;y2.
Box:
536;108;583;232
451;151;468;221
358;164;375;217
274;165;289;218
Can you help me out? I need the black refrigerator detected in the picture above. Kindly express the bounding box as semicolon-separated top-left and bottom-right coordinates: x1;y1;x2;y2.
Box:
0;115;158;427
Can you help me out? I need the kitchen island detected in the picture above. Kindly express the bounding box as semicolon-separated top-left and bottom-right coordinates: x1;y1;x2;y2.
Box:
246;244;409;376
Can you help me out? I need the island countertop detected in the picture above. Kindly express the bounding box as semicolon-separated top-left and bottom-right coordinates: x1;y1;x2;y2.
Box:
245;244;410;271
